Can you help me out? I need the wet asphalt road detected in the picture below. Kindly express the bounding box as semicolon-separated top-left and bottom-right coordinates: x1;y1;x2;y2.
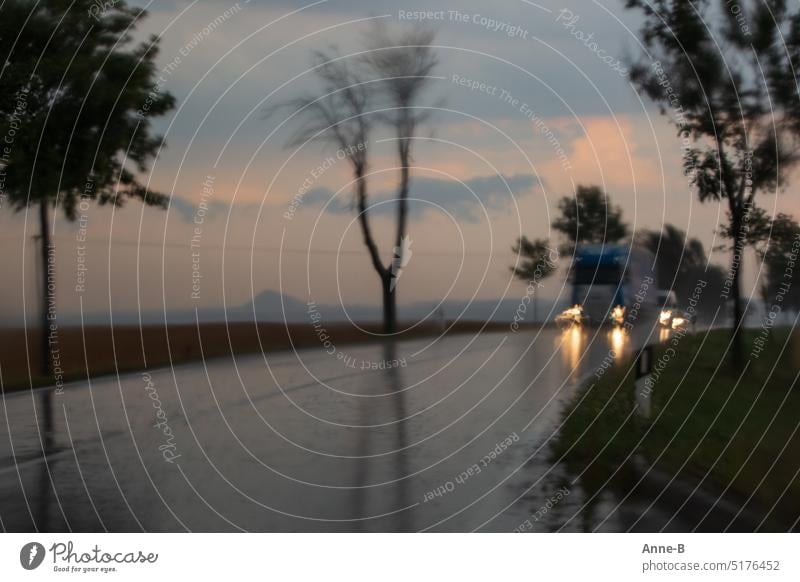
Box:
0;324;708;532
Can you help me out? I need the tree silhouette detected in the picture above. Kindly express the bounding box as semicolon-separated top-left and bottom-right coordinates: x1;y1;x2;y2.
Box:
510;236;558;323
552;185;628;253
0;0;175;442
756;213;800;315
637;224;708;290
511;236;558;282
362;25;438;333
636;224;726;318
278;25;437;334
625;0;800;362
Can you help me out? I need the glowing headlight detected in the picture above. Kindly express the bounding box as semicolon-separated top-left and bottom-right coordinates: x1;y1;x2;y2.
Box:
556;305;584;325
659;310;672;326
671;316;686;329
611;305;625;325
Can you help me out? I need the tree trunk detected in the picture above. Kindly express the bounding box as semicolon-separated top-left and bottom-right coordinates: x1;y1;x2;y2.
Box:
353;167;396;335
386;140;410;338
382;274;397;335
38;200;54;449
730;218;745;367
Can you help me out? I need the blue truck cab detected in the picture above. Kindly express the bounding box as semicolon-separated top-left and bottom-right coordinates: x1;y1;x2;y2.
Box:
569;244;658;325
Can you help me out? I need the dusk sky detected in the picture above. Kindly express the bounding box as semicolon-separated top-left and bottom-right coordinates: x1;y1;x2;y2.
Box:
1;0;794;323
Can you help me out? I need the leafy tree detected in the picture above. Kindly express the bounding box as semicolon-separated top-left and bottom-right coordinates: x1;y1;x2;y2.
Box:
278;25;437;334
552;185;628;253
625;0;800;361
636;224;726;318
510;236;558;323
0;0;175;439
510;236;558;281
637;225;704;290
756;213;800;314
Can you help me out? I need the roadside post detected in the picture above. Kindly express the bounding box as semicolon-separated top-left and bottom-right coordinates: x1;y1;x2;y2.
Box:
634;344;654;419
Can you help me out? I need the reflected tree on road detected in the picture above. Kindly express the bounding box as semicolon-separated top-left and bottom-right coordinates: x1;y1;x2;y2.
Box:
349;341;412;531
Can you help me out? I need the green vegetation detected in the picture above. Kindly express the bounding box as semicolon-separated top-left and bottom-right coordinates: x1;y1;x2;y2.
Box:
635;225;726;319
626;0;800;363
553;327;800;528
551;184;629;254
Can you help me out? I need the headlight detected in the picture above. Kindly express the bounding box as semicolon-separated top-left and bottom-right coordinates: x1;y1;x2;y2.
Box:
671;316;686;329
557;305;584;324
659;310;672;325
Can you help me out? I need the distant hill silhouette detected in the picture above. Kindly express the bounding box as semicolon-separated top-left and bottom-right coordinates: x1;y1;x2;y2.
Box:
4;288;771;328
5;289;572;327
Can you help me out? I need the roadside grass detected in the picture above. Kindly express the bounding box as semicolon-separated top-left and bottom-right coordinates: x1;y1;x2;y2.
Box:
552;327;800;529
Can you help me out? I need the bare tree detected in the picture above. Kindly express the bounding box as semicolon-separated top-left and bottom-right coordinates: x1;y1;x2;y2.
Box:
361;25;438;333
278;25;437;334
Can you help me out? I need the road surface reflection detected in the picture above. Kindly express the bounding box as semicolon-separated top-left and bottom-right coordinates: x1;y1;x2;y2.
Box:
1;323;687;532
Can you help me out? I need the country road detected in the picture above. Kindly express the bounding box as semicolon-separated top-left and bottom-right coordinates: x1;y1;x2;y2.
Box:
1;323;709;532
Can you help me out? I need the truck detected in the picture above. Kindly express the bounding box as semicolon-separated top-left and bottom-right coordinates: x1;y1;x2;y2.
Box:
557;244;658;326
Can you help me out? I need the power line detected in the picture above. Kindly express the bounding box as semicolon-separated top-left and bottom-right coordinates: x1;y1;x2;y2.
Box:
2;235;511;257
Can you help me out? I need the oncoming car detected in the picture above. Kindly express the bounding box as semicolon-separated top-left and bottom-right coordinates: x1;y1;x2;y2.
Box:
657;289;696;329
657;290;679;327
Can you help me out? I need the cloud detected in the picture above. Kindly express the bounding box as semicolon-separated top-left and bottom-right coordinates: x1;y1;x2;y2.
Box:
561;116;661;190
302;188;352;214
169;195;230;223
301;173;539;223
